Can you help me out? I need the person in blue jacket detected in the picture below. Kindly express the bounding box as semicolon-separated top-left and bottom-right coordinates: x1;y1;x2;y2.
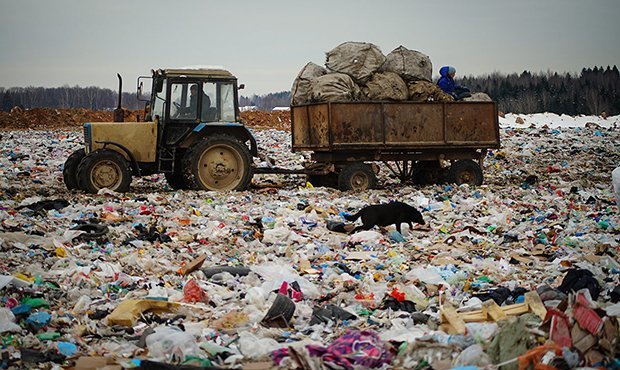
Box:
437;66;471;100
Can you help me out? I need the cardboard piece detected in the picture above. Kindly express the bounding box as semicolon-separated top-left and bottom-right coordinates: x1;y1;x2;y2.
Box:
75;357;118;370
446;291;545;324
571;323;596;354
525;291;547;320
482;299;507;321
107;299;180;327
440;302;466;334
183;254;207;275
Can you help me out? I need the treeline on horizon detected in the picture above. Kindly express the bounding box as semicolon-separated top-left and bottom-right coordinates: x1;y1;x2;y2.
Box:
1;66;618;116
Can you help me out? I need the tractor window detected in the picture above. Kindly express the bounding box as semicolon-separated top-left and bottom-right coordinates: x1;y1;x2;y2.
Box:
219;83;235;122
170;83;198;120
202;82;216;121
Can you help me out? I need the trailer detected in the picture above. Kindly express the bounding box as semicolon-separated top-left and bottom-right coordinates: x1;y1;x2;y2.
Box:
256;101;500;191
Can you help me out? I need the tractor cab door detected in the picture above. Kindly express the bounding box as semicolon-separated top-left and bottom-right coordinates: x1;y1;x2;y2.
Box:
162;81;201;145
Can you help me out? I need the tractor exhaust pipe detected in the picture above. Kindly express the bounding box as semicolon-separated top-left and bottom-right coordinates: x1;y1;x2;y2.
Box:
113;73;124;122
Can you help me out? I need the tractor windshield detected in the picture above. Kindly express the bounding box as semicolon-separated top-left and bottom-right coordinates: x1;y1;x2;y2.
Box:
168;81;236;123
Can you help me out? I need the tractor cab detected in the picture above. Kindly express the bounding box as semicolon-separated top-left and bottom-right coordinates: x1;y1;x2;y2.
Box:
63;67;257;194
143;68;243;146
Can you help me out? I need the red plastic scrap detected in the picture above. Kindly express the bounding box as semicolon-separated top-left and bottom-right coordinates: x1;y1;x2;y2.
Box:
572;304;603;334
182;279;209;303
517;342;562;370
389;288;406;302
545;308;572;348
572;291;603;335
550;314;572;347
278;281;303;302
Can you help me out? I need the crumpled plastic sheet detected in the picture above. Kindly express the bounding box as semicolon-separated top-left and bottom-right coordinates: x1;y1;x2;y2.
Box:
0;123;619;368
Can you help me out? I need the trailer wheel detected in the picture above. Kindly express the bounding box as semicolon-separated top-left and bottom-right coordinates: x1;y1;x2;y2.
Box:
338;163;377;191
63;148;85;190
413;161;444;185
77;149;133;193
183;135;252;191
448;160;483;186
307;173;338;188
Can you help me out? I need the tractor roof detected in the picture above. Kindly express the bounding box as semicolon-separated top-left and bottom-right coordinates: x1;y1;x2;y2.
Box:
158;67;235;79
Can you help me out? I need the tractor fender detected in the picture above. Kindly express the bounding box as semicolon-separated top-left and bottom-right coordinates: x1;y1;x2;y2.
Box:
95;140;141;176
182;123;258;157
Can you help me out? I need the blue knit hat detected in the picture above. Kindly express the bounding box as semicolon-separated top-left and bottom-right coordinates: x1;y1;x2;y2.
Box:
448;66;456;75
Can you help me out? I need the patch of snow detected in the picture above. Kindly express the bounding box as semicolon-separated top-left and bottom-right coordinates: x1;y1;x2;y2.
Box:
500;112;619;128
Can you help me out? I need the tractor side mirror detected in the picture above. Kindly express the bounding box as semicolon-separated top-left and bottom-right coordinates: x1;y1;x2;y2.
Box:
238;84;245;90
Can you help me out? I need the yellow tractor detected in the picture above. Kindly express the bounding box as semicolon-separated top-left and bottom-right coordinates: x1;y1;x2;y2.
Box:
62;67;257;193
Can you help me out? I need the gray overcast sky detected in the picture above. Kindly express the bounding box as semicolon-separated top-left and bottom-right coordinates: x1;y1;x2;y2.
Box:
1;0;619;96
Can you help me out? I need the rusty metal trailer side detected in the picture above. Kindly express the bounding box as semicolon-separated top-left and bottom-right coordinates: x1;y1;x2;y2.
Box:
291;101;500;153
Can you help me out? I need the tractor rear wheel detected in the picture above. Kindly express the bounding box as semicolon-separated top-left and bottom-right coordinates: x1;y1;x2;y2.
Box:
77;149;133;193
63;148;85;190
183;135;253;191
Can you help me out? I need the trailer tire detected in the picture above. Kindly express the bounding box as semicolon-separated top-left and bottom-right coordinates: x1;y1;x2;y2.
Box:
448;160;483;186
338;163;377;191
412;161;444;185
183;135;252;191
63;148;85;190
307;173;338;188
77;149;133;193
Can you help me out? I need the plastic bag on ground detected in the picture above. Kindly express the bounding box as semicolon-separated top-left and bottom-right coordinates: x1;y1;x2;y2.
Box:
453;344;492;367
0;308;21;333
145;326;202;363
238;331;284;359
253;262;320;300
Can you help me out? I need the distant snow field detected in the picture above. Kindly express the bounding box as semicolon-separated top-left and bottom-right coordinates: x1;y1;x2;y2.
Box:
501;112;619;128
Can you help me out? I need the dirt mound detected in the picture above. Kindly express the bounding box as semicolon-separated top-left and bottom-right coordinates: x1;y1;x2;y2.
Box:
240;110;291;131
0;107;291;131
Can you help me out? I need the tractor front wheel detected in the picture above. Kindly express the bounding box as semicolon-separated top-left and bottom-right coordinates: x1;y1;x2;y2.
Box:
77;149;133;193
63;148;85;190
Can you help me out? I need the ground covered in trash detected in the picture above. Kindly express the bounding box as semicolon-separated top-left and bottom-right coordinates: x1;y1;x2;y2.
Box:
0;114;619;369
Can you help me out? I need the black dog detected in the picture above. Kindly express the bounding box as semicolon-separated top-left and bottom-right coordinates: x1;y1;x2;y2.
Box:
344;201;425;234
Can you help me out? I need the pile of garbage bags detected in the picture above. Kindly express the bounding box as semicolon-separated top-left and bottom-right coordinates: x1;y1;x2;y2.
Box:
291;41;489;105
0;117;619;369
